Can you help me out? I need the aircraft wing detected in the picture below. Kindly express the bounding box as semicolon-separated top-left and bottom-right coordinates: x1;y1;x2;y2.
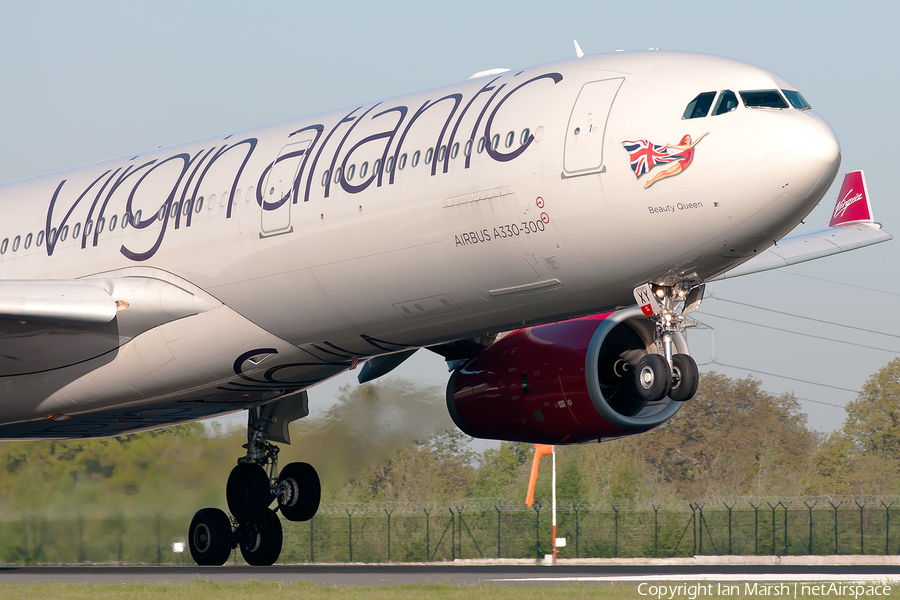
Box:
0;277;210;377
713;171;891;280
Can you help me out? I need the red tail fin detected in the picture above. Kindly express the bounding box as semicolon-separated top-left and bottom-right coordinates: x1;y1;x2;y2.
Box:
829;170;873;226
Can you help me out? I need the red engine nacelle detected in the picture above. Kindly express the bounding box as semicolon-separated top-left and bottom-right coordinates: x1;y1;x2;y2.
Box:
446;307;690;444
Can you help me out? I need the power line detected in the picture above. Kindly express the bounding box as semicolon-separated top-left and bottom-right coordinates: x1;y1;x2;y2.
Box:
774;270;900;297
696;363;850;407
791;396;846;409
709;296;900;341
699;312;900;354
704;361;860;393
695;362;847;409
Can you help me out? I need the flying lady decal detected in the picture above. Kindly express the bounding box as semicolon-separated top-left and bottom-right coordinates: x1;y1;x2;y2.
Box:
622;132;708;188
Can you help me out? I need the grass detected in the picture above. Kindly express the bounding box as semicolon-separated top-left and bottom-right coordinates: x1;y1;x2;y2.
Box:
1;580;900;600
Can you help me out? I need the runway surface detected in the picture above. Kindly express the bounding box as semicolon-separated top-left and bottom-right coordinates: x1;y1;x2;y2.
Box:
2;565;900;586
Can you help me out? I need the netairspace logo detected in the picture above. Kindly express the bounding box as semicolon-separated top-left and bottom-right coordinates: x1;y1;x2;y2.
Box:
637;582;893;599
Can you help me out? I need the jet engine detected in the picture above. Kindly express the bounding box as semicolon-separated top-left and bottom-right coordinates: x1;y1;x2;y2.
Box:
446;307;693;444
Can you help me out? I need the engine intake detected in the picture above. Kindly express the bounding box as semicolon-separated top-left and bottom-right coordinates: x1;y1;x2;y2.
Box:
446;307;689;444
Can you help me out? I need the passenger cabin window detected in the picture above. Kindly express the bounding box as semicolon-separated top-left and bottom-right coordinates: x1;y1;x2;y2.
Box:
713;90;739;116
682;92;716;119
782;90;812;110
740;90;788;109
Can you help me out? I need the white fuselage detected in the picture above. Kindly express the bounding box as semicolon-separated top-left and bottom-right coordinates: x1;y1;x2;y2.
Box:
0;51;840;437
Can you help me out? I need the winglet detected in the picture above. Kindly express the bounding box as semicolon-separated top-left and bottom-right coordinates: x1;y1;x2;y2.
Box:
525;444;553;507
829;170;874;226
574;40;585;59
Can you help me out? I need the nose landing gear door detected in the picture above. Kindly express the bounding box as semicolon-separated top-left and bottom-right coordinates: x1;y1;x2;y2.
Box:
260;139;312;238
563;78;624;177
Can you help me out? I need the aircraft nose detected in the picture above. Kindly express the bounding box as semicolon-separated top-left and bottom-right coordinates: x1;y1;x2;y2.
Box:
766;113;841;200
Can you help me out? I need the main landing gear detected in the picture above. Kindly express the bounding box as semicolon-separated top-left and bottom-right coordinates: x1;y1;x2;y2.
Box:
188;406;321;566
633;281;703;403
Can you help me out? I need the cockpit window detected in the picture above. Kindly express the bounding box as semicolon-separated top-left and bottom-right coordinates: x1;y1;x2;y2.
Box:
782;90;812;110
739;90;789;109
712;90;739;116
682;92;716;120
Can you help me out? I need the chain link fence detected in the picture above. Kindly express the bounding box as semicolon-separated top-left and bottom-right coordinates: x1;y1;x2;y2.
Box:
4;495;900;565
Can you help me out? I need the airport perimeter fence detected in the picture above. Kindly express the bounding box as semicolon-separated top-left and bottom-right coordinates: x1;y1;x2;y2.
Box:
4;495;900;565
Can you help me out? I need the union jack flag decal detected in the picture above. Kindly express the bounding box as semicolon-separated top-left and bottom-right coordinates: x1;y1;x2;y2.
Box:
622;139;680;178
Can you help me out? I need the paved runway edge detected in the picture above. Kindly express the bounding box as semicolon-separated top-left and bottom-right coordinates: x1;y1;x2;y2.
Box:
4;562;900;586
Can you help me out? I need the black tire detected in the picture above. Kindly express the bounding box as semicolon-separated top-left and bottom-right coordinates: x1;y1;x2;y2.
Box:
635;354;671;402
226;462;272;523
189;507;233;566
277;462;321;522
670;354;700;402
240;509;283;566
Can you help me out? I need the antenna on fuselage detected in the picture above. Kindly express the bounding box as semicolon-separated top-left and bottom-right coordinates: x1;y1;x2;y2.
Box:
573;39;585;58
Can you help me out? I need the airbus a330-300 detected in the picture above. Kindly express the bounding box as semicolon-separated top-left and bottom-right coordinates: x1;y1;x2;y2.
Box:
0;49;889;565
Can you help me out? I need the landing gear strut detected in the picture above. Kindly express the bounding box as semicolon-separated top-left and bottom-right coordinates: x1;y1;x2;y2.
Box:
188;405;321;566
633;281;703;403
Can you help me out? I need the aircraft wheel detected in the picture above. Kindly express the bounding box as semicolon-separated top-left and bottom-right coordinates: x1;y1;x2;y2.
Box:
670;354;700;402
240;509;283;566
226;463;272;523
277;462;321;522
635;354;671;402
189;508;233;566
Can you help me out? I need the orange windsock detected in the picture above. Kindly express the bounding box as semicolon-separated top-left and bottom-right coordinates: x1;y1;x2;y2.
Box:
525;444;553;507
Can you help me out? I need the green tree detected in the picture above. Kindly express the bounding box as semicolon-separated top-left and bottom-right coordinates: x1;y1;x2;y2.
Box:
473;441;530;498
637;372;816;497
557;460;584;500
844;358;900;459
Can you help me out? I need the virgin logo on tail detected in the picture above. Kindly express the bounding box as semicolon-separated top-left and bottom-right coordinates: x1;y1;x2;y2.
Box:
833;191;864;220
829;170;873;226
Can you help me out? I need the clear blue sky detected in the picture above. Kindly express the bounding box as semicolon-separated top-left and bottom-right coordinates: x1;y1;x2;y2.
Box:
1;1;897;432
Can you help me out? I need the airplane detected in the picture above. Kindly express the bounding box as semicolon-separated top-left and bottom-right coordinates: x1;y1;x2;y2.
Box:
0;47;889;566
